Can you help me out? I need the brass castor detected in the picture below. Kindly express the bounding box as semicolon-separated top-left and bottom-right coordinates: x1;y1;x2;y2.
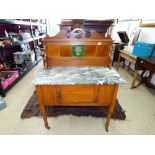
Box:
105;127;109;132
46;126;50;129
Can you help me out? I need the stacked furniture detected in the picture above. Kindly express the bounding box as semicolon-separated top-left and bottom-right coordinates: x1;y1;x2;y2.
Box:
117;42;155;88
59;19;114;36
33;28;125;131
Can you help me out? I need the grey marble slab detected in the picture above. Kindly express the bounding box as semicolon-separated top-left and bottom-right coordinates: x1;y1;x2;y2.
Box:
33;67;126;85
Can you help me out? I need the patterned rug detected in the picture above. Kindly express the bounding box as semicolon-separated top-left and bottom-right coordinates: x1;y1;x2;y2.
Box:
21;91;126;120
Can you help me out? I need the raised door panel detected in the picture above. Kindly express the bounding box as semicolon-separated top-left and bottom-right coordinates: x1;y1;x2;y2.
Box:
58;85;99;106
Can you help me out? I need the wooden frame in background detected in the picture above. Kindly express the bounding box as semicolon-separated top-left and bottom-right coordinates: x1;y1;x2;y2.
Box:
140;19;155;27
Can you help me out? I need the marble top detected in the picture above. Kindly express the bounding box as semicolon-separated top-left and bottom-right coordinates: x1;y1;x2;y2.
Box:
33;67;126;85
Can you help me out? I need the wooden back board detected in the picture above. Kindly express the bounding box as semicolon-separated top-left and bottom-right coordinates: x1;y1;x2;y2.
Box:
43;28;113;68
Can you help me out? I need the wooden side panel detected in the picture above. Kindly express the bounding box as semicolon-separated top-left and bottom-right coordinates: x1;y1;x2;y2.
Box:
97;84;117;106
36;85;57;105
96;45;109;57
36;85;44;106
45;86;57;105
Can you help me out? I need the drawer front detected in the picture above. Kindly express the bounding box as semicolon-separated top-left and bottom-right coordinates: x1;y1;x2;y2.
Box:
139;60;155;71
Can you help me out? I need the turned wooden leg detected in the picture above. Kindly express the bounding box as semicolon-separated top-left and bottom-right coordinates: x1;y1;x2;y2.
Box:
131;70;138;88
40;104;50;129
105;85;118;132
117;54;121;71
127;62;131;71
122;59;125;69
36;86;50;129
105;112;112;132
134;70;146;88
146;72;155;88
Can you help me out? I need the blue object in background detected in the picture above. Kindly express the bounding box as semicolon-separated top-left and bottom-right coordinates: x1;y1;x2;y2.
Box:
132;41;155;56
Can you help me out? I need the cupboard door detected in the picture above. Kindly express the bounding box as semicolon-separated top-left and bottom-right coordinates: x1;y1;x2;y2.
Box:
36;84;118;106
57;85;99;106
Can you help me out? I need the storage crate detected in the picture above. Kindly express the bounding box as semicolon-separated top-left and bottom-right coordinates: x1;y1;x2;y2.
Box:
132;41;155;56
0;71;19;89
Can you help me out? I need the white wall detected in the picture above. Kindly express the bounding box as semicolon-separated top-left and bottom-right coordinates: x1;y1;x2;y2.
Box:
112;20;140;43
112;20;155;44
47;19;61;36
139;27;155;44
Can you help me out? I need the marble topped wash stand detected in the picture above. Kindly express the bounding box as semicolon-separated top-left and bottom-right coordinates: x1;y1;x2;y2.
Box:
33;28;125;131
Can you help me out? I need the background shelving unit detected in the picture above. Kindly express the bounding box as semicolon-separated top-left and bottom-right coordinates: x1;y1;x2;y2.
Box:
0;19;48;97
0;19;47;26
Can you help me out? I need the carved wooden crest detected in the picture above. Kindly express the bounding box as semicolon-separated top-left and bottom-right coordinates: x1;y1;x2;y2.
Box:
46;28;105;40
